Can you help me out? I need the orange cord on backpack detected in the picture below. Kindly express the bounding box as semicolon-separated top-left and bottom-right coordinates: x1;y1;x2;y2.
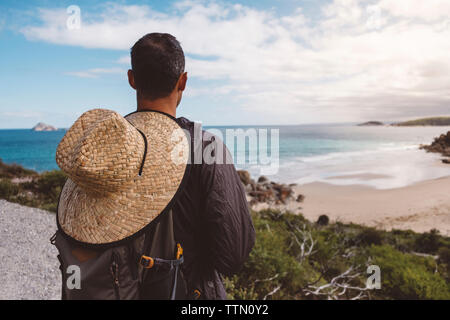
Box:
176;243;183;260
140;255;154;269
193;289;201;299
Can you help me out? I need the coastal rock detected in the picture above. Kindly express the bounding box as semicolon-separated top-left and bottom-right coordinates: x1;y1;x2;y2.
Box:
278;186;293;202
237;170;304;209
317;215;330;226
296;194;305;202
258;176;268;183
237;170;251;186
420;131;450;162
32;122;58;132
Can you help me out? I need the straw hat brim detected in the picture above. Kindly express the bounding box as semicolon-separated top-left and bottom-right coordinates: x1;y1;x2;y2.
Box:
56;111;190;247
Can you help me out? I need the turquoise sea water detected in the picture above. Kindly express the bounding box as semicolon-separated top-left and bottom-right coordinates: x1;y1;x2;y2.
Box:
0;129;66;172
0;125;449;189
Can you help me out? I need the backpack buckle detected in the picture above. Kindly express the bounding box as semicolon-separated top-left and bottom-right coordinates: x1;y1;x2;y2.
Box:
176;243;183;260
140;255;154;269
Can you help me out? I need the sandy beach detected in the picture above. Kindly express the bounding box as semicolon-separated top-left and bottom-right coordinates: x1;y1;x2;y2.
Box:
297;175;450;236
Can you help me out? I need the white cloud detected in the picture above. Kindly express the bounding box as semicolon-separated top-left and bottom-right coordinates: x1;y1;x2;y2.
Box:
0;110;43;119
21;0;450;123
116;55;130;65
378;0;450;22
65;67;125;78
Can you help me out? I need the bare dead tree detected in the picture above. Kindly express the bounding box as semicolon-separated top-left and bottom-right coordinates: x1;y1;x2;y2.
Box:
288;223;316;263
253;272;287;300
254;273;283;284
303;265;371;300
263;285;282;300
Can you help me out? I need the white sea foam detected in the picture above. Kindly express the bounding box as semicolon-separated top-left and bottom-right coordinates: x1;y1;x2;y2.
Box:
245;143;449;189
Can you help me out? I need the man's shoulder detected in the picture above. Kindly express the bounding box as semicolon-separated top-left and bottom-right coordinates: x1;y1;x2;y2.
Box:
176;117;221;143
176;116;193;129
177;117;232;165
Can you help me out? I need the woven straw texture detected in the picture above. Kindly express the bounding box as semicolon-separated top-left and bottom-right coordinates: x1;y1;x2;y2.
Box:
56;109;189;244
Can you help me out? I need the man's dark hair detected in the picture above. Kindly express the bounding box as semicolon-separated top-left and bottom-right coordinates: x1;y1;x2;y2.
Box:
131;33;185;100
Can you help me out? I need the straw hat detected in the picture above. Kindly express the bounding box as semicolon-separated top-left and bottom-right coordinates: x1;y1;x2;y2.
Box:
56;109;190;246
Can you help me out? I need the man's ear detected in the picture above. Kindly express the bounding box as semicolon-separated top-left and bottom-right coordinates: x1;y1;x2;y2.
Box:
178;72;187;92
128;69;136;90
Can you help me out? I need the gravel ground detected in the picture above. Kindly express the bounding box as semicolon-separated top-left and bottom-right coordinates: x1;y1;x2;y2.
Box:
0;200;61;300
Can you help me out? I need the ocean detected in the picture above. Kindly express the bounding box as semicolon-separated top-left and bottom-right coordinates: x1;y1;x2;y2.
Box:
0;125;449;189
0;129;66;173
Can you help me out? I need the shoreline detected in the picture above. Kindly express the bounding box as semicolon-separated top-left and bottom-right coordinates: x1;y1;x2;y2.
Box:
297;175;450;236
251;174;450;236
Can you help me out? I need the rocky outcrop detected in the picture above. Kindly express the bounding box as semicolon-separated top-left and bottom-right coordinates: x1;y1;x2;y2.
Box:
237;170;252;186
237;170;304;208
32;122;58;132
420;131;450;163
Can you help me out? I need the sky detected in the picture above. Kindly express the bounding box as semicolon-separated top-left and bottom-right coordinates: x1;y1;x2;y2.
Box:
0;0;449;128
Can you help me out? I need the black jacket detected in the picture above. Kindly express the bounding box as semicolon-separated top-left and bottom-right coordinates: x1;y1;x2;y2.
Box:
172;117;255;299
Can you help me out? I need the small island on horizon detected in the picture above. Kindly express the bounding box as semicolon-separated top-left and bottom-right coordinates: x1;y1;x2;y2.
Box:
31;122;58;132
357;116;450;127
357;121;384;126
392;116;450;127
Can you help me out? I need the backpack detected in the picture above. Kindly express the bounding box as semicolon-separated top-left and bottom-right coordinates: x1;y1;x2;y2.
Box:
51;209;188;300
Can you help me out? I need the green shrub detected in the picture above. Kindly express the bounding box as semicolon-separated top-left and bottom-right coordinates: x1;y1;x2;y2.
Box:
414;229;441;253
13;194;40;208
437;247;450;279
0;179;19;199
384;229;416;252
357;227;384;246
35;170;67;202
0;159;36;178
226;210;450;300
224;276;258;300
227;211;320;299
369;245;450;299
40;202;58;213
0;167;67;212
438;247;450;265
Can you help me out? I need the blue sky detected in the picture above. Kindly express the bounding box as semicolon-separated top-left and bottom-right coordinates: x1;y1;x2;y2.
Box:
0;0;449;128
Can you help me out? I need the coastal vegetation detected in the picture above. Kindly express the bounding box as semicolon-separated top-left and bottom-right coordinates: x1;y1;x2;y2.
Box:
393;116;450;126
0;158;449;300
0;159;66;212
225;210;450;300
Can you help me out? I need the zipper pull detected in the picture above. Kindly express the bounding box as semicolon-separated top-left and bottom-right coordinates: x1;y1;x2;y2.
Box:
112;261;120;286
110;256;120;286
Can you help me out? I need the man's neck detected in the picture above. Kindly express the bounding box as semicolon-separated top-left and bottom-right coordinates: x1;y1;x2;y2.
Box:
136;96;177;117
